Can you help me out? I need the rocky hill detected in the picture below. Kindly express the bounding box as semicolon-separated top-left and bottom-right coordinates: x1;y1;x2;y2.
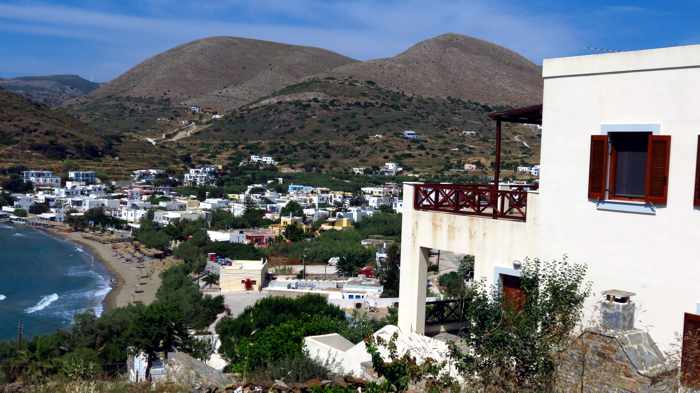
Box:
322;33;542;107
89;36;356;112
189;77;540;173
0;75;100;106
0;89;107;162
0;89;185;178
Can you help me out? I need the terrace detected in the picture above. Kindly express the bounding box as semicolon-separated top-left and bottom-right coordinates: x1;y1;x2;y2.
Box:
413;105;541;222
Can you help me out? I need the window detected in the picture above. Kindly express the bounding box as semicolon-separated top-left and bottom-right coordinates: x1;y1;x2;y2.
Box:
588;133;671;204
609;132;649;200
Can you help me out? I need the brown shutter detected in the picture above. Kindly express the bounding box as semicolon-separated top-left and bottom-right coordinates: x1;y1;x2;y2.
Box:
645;135;671;205
681;313;700;389
588;135;608;200
694;136;700;207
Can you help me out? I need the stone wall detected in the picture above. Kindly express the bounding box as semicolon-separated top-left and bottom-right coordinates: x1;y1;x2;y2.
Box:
556;330;678;393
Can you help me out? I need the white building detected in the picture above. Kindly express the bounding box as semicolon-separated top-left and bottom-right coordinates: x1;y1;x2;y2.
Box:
183;166;217;187
23;170;60;188
199;198;230;210
68;171;97;184
153;210;206;226
381;162;402;176
402;130;417;140
398;44;700;349
131;169;164;183
207;229;246;243
249;155;277;166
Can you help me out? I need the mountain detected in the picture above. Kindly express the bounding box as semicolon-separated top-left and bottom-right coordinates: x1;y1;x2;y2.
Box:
0;75;100;106
0;89;107;162
0;89;188;177
190;77;540;173
321;33;542;106
89;36;357;112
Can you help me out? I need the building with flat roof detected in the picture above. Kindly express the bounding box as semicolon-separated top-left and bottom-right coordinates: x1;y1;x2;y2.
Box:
23;170;60;188
220;259;268;292
398;44;700;352
68;171;96;184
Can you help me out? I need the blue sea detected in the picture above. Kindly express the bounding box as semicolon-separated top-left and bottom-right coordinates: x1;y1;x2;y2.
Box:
0;224;112;340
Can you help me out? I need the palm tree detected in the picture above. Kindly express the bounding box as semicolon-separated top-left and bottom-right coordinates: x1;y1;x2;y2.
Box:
202;273;219;288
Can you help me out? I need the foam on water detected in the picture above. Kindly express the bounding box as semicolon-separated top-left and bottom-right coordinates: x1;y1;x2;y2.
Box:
0;295;6;301
12;232;26;237
25;293;59;314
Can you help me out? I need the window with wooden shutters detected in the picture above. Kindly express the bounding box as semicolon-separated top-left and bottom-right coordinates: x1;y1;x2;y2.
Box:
681;313;700;389
645;135;671;205
695;136;700;207
588;135;608;200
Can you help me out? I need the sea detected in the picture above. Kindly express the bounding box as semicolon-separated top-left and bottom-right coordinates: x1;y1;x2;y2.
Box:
0;223;112;340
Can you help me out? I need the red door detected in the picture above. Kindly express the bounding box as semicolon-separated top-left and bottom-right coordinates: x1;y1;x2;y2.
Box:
501;275;525;312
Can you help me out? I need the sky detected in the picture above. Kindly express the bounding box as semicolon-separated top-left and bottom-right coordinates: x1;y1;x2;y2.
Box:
1;0;700;82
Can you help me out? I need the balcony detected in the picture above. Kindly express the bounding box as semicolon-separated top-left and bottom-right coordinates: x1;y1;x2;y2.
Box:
413;183;531;221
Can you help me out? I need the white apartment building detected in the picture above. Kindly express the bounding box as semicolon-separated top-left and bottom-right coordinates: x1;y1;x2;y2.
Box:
68;171;97;184
183;166;217;187
398;44;700;349
23;170;60;188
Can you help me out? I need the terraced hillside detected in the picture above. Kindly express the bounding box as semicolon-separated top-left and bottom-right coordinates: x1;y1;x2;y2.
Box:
188;77;540;174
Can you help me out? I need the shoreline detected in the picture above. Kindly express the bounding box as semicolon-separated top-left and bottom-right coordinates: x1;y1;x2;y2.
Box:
35;224;170;311
36;225;123;311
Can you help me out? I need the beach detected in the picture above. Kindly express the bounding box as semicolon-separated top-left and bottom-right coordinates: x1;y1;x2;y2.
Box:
41;224;175;310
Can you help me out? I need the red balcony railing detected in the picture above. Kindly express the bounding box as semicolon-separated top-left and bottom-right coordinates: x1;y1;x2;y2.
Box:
414;183;529;221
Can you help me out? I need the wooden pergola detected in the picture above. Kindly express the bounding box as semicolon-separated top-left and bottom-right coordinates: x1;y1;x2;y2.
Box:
488;104;543;191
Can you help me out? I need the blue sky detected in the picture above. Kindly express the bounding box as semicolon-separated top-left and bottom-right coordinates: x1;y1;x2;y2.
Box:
1;1;699;82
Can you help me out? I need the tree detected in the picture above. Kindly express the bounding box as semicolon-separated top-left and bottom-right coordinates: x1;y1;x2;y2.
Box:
378;243;400;297
280;201;304;217
283;223;305;242
216;295;347;373
202;273;219;288
0;192;14;207
438;272;464;298
454;257;591;392
458;255;475;281
1;175;32;193
355;212;402;239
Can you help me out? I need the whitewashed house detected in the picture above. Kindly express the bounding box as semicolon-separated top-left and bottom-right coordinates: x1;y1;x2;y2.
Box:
68;171;97;184
183;166;217;187
23;170;60;188
398;44;700;349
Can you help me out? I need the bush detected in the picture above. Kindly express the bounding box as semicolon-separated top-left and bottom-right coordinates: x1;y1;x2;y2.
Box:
13;208;27;217
216;295;347;373
454;256;591;392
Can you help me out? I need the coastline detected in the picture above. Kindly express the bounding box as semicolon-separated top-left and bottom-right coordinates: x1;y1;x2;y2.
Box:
37;224;171;311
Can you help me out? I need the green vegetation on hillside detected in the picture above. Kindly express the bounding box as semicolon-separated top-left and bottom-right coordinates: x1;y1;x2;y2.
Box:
194;78;540;174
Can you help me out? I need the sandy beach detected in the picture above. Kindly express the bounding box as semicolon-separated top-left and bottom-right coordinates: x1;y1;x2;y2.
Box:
41;224;175;310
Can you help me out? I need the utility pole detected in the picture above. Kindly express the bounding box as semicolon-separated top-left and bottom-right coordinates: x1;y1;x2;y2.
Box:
16;320;23;350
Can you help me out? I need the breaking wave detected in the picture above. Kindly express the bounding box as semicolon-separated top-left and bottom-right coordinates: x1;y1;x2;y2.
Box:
25;293;59;314
0;295;5;301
